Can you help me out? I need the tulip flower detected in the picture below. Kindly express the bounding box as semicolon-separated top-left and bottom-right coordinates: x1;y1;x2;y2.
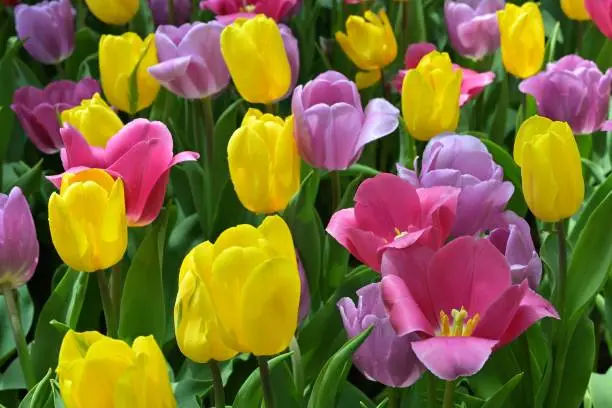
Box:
148;0;192;26
382;236;558;380
200;0;299;23
586;0;612;38
327;173;459;272
228;109;300;214
397;134;514;236
48;119;199;227
401;51;462;141
85;0;139;25
392;43;495;107
60;93;124;148
338;283;424;387
292;71;399;171
14;0;75;65
0;187;39;289
99;33;160;114
488;211;542;289
444;0;505;60
57;330;176;407
297;254;311;323
519;55;612;135
11;79;100;154
514;116;584;222
48;169;127;273
335;9;397;89
497;2;544;79
562;0;590;21
220;15;297;104
149;22;230;100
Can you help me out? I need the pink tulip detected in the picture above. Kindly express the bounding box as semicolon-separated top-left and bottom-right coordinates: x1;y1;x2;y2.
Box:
381;237;558;380
200;0;299;23
326;173;459;272
585;0;612;38
48;119;199;227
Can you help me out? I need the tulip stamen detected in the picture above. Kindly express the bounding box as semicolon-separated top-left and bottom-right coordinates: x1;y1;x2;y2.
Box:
438;307;480;337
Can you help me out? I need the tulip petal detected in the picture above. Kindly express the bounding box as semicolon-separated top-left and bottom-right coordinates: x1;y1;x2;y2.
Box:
356;98;400;151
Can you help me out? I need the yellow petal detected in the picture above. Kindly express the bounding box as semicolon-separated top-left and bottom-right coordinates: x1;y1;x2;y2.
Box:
257;215;297;265
514;115;553;166
135;34;160;112
85;0;139;25
561;0;590;21
356;70;382;89
269;116;300;211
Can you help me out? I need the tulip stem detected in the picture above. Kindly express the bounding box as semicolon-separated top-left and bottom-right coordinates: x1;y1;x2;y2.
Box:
209;360;225;408
110;264;122;327
388;387;400;408
556;221;567;318
96;271;117;338
1;286;36;390
257;356;276;408
427;373;437;408
201;97;215;169
289;336;304;396
442;381;455;408
330;171;341;211
167;0;176;25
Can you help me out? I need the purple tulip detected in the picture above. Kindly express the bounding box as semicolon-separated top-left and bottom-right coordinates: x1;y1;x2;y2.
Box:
444;0;505;60
148;0;193;26
519;55;612;135
11;79;101;154
292;71;399;171
338;283;424;387
0;188;39;289
278;24;300;102
488;211;542;289
14;0;75;65
398;134;514;237
149;22;230;100
297;254;311;323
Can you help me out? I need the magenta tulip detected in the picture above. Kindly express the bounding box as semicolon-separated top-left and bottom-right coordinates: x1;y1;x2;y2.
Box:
585;0;612;38
200;0;299;23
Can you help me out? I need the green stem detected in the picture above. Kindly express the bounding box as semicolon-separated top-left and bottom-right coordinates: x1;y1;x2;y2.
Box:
167;0;176;25
289;337;304;396
56;63;65;80
96;271;117;338
265;104;277;115
257;356;275;408
110;264;122;328
209;360;225;408
522;90;528;123
201;97;215;170
427;373;437;408
556;221;568;317
1;286;36;390
388;387;400;408
442;381;455;408
330;171;341;211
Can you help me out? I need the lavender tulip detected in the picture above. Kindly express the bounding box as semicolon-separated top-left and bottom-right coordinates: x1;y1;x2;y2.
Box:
278;24;300;102
292;71;399;171
398;134;514;237
337;283;423;387
11;79;101;154
519;55;612;135
14;0;75;65
444;0;505;60
488;211;542;289
0;188;39;289
148;0;192;26
149;22;230;100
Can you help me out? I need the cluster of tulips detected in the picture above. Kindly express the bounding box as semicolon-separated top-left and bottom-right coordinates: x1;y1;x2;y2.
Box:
0;0;611;407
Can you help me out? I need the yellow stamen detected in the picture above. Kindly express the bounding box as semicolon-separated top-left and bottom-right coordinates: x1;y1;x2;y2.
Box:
439;310;451;336
450;307;468;336
463;314;480;336
438;307;479;337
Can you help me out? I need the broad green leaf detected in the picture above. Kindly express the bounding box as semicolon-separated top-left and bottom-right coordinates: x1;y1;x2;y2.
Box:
232;352;293;408
588;368;612;408
18;369;53;408
338;383;376;408
0;40;21;173
481;373;524;408
569;172;612;244
0;286;34;366
211;99;242;201
64;28;99;80
2;159;43;196
173;379;211;408
490;74;508;144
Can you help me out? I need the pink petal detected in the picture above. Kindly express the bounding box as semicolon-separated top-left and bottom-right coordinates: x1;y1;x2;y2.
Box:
356;98;400;151
472;281;528;341
381;275;435;336
59;125;105;168
404;42;437;69
416;186;460;247
601;120;612;131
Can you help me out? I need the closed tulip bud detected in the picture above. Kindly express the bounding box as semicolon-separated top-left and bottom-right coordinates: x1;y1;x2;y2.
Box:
0;187;39;289
48;169;127;272
221;15;292;104
497;2;544;79
99;33;160;114
85;0;139;25
401;51;462;141
586;0;612;38
228;109;300;214
562;0;590;21
514;116;584;222
148;0;192;26
57;330;176;408
60;93;123;147
335;9;397;89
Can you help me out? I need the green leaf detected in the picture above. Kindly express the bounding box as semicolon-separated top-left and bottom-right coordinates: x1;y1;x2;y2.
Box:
481;373;524;408
18;369;53;408
569;172;612;244
490;74;509;144
0;286;34;366
544;22;562;63
596;39;612;71
173;379;212;408
64;28;99;80
0;40;21;168
307;326;373;408
118;207;171;343
337;383;376;408
233;352;293;408
588;367;612;408
211;99;241;200
3;159;43;196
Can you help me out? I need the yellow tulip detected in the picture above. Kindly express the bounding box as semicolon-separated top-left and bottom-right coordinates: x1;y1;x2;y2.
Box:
57;330;176;408
48;169;127;272
85;0;139;25
561;0;590;21
514;116;584;222
497;2;545;79
335;9;398;89
60;93;124;148
99;33;160;114
221;15;291;104
228;109;300;214
401;51;462;141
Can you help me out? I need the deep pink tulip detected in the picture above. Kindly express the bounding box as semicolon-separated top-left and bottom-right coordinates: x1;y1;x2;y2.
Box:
200;0;299;22
392;42;495;106
326;173;459;272
48;119;199;227
381;237;558;381
585;0;612;38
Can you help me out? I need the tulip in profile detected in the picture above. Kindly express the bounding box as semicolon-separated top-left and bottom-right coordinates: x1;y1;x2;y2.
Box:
292;71;399;171
99;33;160;114
586;0;612;38
60;93;123;147
382;237;558;380
514;116;584;222
335;9;397;89
148;0;192;26
85;0;139;25
48;169;127;273
562;0;590;21
200;0;299;23
497;2;544;78
228;109;300;214
402;51;462;141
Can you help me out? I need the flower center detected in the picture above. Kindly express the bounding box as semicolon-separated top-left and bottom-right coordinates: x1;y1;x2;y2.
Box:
438;307;480;337
241;4;256;12
394;227;408;239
